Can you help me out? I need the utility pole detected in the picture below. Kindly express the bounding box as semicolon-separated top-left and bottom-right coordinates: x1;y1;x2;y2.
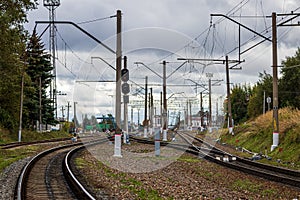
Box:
66;101;71;122
226;56;233;134
143;76;148;138
18;71;24;142
60;105;65;121
263;91;266;114
114;10;122;157
189;99;192;128
208;78;212;127
149;88;154;135
162;60;167;141
73;102;77;131
123;56;129;144
271;12;279;151
216;99;219;126
160;91;163;130
270;12;300;151
131;106;133;133
206;72;213;129
39;76;42;131
138;108;140;128
200;92;204;127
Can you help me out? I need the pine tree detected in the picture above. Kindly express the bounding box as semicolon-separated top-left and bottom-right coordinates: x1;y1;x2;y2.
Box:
24;31;56;129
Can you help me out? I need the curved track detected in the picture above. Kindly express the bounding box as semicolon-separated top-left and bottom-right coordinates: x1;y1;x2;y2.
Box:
179;131;300;188
131;131;300;188
15;137;109;200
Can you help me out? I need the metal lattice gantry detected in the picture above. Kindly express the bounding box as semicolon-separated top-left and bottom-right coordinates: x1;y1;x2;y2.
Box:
43;0;60;118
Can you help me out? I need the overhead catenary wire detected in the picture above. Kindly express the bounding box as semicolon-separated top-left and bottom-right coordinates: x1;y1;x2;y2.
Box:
145;0;253;67
159;3;299;71
56;29;90;64
77;15;115;25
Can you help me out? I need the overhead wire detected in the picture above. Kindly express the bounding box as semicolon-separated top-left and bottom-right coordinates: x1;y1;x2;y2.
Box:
77;15;115;25
56;29;90;64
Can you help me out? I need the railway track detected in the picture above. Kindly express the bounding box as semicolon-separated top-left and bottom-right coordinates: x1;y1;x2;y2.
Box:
15;137;109;200
1;138;71;149
131;131;300;189
179;131;300;188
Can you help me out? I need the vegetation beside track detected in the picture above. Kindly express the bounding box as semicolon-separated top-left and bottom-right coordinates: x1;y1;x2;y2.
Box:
75;148;299;199
0;145;45;172
220;107;300;169
0;128;72;173
0;128;71;144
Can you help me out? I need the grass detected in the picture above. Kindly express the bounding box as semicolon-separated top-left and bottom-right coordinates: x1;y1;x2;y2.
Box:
220;107;300;169
0;127;72;173
231;179;261;193
74;157;87;169
0;145;41;172
0;128;71;145
121;181;162;200
94;159;163;199
231;179;276;197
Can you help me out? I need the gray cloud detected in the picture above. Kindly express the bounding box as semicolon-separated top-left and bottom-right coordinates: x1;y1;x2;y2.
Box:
26;0;299;119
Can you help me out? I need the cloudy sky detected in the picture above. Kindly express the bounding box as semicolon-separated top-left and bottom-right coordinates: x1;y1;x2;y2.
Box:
25;0;300;123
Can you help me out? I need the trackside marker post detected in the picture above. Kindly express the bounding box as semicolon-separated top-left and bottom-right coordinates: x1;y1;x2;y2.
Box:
155;130;160;156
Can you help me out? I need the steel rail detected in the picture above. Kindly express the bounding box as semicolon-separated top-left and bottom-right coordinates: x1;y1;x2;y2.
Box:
16;142;83;200
131;133;300;188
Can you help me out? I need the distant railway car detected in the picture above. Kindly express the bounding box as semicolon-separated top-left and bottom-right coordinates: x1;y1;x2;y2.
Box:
96;114;116;132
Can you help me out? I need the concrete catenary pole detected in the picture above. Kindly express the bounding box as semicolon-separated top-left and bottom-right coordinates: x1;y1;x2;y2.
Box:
208;78;212;128
149;88;154;135
18;72;24;142
39;76;42;131
162;61;168;141
200;92;204;127
73;102;77;131
114;10;122;157
123;56;128;144
271;12;279;151
160;91;163;130
66;101;71;122
226;56;233;134
143;76;148;138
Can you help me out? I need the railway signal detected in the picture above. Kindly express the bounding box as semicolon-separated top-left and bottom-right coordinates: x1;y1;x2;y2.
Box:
122;82;130;94
121;68;129;82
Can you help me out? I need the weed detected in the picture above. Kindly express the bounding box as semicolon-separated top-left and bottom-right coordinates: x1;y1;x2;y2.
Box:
231;179;261;193
74;157;86;169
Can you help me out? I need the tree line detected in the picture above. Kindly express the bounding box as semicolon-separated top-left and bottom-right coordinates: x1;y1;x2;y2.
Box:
0;0;55;132
230;48;300;125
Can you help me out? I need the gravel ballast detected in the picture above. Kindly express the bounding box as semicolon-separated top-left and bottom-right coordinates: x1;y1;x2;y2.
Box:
74;142;300;199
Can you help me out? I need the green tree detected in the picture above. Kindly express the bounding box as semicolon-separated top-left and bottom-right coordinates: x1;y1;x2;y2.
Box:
231;84;251;124
24;31;55;129
247;71;273;118
0;0;37;130
279;48;300;108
